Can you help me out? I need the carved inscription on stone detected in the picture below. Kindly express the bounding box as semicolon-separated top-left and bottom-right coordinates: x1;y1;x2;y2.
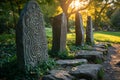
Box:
16;0;48;69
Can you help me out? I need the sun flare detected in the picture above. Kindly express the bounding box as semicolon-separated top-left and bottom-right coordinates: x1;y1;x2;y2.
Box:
70;0;80;10
70;0;90;10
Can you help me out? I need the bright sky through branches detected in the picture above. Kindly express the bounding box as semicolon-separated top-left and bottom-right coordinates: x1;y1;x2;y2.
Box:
70;0;90;10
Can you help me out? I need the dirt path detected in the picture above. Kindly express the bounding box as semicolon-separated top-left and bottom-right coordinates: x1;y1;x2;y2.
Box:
103;44;120;80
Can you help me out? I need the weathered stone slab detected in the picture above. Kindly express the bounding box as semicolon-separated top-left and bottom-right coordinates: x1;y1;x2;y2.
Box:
75;50;104;62
92;47;108;54
93;44;106;49
75;12;84;46
16;0;48;70
79;79;87;80
42;70;75;80
52;13;67;53
86;16;94;45
69;64;102;80
56;59;87;66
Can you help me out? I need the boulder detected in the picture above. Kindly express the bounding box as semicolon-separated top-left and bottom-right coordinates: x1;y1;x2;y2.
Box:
56;59;87;66
69;64;103;80
42;70;75;80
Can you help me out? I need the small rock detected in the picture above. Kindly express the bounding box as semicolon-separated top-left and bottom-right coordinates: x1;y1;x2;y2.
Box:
69;64;102;80
42;70;75;80
56;59;87;66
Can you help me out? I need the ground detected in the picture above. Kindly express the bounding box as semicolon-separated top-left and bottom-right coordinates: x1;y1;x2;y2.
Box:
103;44;120;80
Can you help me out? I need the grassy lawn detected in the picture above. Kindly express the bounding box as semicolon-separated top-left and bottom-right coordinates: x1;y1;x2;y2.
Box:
0;28;120;44
45;28;120;43
94;31;120;43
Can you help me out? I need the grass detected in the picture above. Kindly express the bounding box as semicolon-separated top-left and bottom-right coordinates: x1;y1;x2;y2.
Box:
94;31;120;43
45;28;52;38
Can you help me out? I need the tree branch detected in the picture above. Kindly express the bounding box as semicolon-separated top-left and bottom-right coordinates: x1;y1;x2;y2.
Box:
68;0;92;16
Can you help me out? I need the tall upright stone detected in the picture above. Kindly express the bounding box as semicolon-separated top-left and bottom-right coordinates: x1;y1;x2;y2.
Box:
75;12;84;46
52;13;67;53
86;16;94;45
16;0;48;70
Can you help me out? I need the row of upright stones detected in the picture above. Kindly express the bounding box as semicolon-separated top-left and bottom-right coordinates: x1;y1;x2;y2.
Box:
16;0;94;79
75;12;94;46
52;11;94;53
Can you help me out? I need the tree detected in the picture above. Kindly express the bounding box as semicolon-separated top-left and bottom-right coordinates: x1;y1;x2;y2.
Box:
87;0;119;31
58;0;92;32
111;8;120;30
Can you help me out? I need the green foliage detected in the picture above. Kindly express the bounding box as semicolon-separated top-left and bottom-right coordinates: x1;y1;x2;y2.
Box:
111;8;120;30
0;33;56;80
24;58;56;79
0;34;16;68
57;50;75;59
48;50;75;59
0;42;17;79
37;0;59;17
94;59;103;64
0;34;15;44
69;45;81;52
97;69;104;80
0;55;56;80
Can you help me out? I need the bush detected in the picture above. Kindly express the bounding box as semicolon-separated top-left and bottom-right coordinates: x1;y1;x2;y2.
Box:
111;8;120;30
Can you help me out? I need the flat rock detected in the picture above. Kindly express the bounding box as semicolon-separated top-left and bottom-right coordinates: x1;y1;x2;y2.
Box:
69;64;102;80
75;50;104;62
92;47;108;54
93;44;106;49
79;79;87;80
42;70;75;80
56;59;87;66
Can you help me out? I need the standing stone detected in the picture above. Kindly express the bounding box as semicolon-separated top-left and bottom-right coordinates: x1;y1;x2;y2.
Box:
16;0;48;70
52;13;67;53
75;12;84;46
86;16;94;45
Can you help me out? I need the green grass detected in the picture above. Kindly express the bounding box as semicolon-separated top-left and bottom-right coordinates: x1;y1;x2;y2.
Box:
94;31;120;43
45;28;52;38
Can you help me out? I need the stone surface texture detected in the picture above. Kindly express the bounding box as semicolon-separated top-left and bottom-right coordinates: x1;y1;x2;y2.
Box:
56;59;88;66
75;50;104;61
52;13;67;53
75;12;84;46
69;64;102;80
42;70;75;80
86;16;94;45
16;0;48;70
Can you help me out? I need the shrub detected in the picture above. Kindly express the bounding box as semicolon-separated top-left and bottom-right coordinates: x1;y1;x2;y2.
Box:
111;8;120;30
